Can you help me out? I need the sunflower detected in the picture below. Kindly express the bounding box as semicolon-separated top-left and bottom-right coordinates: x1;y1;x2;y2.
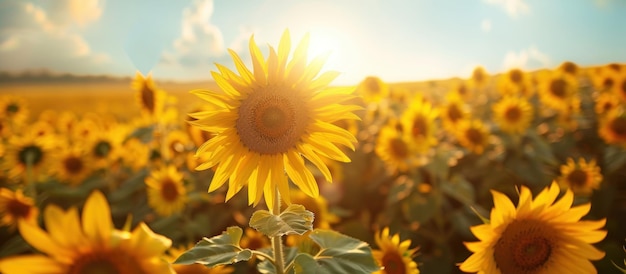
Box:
470;66;489;89
599;107;626;146
240;227;271;251
612;74;626;103
451;81;474;102
357;76;390;104
498;68;533;97
460;182;606;274
167;244;234;274
400;96;439;152
375;120;422;174
557;61;579;77
372;227;419;274
164;130;192;162
120;138;150;171
557;158;603;196
538;72;579;112
89;126;125;170
591;66;620;92
0;188;38;231
492;96;533;134
145;165;187;216
132;72;165;118
0;191;174;274
51;143;93;186
3;133;52;180
0;95;29;124
188;30;360;209
440;92;469;133
455;119;490;155
28;120;56;138
185;106;217;148
594;92;620;117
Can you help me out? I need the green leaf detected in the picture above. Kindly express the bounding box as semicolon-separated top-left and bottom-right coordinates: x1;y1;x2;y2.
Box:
292;253;325;274
304;229;380;273
174;226;252;267
249;204;314;237
401;190;439;224
124;124;155;143
441;175;475;206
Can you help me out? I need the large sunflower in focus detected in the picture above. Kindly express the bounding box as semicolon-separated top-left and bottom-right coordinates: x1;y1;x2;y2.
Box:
0;191;174;274
492;96;533;135
460;182;606;274
189;30;360;209
558;158;603;196
372;227;419;274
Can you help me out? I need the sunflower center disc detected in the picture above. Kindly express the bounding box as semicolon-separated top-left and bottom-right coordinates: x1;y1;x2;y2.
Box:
69;252;145;274
567;169;588;187
550;79;567;98
94;141;112;158
7;199;31;219
448;104;463;122
504;106;522;122
141;84;155;113
494;219;554;273
6;103;19;114
18;145;43;166
603;78;614;89
390;138;408;158
466;128;483;145
382;251;407;274
510;70;523;84
161;179;180;202
64;156;84;174
610;116;626;137
237;89;308;154
411;116;428;138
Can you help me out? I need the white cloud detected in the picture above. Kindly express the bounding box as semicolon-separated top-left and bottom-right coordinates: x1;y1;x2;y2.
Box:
0;0;109;72
484;0;529;18
481;19;492;32
503;46;550;69
169;0;225;67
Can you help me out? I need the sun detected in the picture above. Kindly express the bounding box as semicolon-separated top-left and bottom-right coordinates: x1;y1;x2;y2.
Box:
306;27;344;68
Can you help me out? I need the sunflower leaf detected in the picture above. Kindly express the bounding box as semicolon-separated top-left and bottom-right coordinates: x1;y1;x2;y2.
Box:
293;229;379;273
249;204;314;238
173;226;252;267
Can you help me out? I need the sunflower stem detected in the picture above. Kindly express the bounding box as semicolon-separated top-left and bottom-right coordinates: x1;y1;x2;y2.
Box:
270;188;285;274
25;151;37;202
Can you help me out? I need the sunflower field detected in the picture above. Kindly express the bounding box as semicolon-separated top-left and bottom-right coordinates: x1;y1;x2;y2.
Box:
1;32;626;274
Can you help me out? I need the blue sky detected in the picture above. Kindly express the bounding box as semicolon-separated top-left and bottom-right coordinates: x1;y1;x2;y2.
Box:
1;0;625;85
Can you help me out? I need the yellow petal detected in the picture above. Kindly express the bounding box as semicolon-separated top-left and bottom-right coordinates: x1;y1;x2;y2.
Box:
0;254;66;274
82;190;113;247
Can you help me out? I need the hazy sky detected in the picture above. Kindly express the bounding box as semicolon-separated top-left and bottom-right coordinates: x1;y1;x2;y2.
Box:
1;0;625;84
